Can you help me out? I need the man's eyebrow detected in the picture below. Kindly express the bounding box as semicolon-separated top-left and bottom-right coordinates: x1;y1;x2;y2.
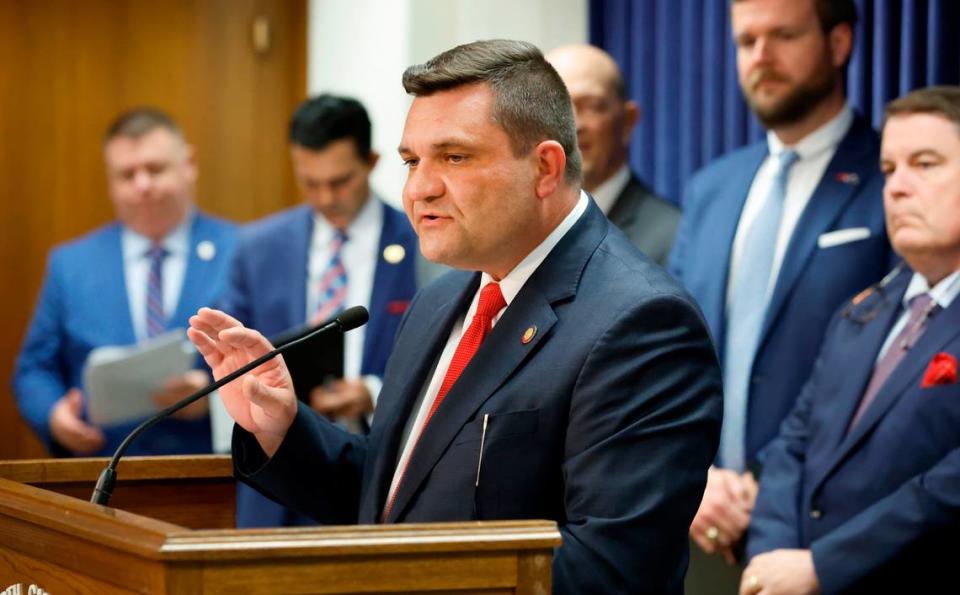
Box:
398;139;476;155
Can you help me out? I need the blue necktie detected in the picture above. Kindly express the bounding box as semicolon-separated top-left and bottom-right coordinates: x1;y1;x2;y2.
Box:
312;230;349;323
720;150;799;471
146;243;167;338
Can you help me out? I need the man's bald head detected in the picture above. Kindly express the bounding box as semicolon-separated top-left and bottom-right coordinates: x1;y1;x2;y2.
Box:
546;44;639;192
547;44;628;101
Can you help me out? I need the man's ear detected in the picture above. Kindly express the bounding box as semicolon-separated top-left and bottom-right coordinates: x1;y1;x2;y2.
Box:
534;140;566;199
623;100;640;145
829;23;853;69
366;149;380;170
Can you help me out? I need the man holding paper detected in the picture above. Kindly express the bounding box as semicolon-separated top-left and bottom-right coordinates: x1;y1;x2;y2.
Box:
13;108;236;457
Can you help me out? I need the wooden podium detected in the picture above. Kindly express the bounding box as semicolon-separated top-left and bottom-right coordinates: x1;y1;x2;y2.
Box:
0;456;560;594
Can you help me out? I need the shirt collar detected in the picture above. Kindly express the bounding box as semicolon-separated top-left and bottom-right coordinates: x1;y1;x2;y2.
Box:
122;210;193;263
479;190;589;306
590;164;631;215
903;270;960;311
766;103;853;160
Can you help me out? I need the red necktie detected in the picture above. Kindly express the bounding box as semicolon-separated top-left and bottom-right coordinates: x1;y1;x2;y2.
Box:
382;282;506;521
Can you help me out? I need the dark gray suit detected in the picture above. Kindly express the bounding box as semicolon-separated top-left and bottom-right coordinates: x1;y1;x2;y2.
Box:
607;174;680;266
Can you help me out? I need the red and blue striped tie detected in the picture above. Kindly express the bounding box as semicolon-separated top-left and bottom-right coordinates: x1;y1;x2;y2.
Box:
312;230;349;323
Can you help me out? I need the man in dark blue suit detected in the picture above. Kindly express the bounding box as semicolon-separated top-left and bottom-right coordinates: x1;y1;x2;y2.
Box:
669;0;893;559
14;108;236;457
189;40;722;594
743;86;960;595
220;95;419;526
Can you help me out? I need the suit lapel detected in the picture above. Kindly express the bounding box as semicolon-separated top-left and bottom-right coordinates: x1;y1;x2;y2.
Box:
286;207;313;326
607;176;642;229
104;224;137;343
812;270;909;467
384;289;558;522
703;145;767;351
815;272;960;489
361;275;478;521
171;215;207;325
364;202;395;370
382;201;606;523
761;117;878;342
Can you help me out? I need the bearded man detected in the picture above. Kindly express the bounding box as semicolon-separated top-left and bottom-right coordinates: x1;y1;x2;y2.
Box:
668;0;894;564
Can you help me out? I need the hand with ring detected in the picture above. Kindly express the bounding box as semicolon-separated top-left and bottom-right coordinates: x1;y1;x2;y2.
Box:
690;466;755;563
741;549;820;595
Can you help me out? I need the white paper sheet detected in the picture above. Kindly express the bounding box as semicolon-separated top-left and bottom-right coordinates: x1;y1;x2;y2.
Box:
83;330;196;426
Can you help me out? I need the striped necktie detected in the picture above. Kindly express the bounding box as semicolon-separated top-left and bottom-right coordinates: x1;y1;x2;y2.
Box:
312;230;349;323
146;243;167;338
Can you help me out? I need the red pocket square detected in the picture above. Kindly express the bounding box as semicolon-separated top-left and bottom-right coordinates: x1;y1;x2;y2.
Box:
921;352;958;388
387;300;410;315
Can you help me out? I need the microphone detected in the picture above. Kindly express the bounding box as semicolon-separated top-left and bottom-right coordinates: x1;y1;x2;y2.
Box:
90;306;369;506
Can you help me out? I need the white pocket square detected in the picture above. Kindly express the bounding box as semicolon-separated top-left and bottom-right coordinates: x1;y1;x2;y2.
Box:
817;227;871;249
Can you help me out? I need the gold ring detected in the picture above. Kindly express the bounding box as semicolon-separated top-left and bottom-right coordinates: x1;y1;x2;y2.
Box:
747;574;761;592
705;526;720;543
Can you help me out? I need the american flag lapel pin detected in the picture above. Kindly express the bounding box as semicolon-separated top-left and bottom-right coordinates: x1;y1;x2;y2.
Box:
836;171;859;185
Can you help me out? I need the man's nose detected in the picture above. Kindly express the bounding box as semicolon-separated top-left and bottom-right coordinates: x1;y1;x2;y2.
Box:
133;169;153;192
884;166;912;201
404;162;444;202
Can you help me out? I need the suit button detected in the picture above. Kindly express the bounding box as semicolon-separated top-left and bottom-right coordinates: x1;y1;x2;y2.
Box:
810;508;822;519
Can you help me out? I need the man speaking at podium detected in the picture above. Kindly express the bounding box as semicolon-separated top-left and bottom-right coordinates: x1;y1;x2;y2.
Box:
188;40;722;594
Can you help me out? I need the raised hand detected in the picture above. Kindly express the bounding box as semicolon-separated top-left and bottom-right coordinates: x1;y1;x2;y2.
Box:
187;307;297;456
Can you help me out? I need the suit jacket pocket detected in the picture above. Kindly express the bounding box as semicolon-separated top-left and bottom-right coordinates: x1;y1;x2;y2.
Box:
453;408;539;445
817;227;871;249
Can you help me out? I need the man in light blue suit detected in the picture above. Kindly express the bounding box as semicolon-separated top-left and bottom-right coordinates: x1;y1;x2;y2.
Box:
743;86;960;595
14;108;236;457
669;0;893;561
221;95;419;527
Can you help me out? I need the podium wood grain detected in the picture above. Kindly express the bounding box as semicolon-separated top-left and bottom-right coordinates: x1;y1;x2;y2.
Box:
0;456;560;594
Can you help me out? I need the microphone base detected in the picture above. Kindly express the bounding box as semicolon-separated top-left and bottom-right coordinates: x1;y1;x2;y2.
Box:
90;467;116;506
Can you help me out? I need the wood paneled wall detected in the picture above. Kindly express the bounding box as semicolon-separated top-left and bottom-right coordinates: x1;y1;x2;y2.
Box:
0;0;307;459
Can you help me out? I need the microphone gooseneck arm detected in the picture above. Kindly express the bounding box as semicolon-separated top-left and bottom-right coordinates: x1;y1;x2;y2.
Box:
90;306;369;506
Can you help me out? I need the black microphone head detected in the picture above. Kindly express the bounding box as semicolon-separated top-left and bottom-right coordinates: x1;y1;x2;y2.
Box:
337;306;369;331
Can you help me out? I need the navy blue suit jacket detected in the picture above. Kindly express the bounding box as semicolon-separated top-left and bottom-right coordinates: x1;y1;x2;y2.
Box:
668;114;893;467
748;266;960;593
13;213;237;456
234;201;723;594
221;200;418;527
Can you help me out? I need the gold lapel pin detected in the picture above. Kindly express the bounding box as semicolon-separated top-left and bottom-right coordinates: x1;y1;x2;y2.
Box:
383;244;406;264
521;325;537;344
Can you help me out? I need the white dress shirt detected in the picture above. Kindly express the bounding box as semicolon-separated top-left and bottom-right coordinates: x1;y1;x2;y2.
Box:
306;195;383;402
590;164;631;215
385;191;590;506
726;105;854;306
121;214;192;342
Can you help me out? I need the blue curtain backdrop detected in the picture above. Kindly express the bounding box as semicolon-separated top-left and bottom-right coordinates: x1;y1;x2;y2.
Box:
589;0;960;205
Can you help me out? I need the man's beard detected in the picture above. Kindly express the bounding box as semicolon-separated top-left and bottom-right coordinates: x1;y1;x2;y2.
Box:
743;62;838;129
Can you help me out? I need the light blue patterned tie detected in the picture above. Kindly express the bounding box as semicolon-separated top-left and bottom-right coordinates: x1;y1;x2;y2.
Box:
146;243;167;338
720;150;799;471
